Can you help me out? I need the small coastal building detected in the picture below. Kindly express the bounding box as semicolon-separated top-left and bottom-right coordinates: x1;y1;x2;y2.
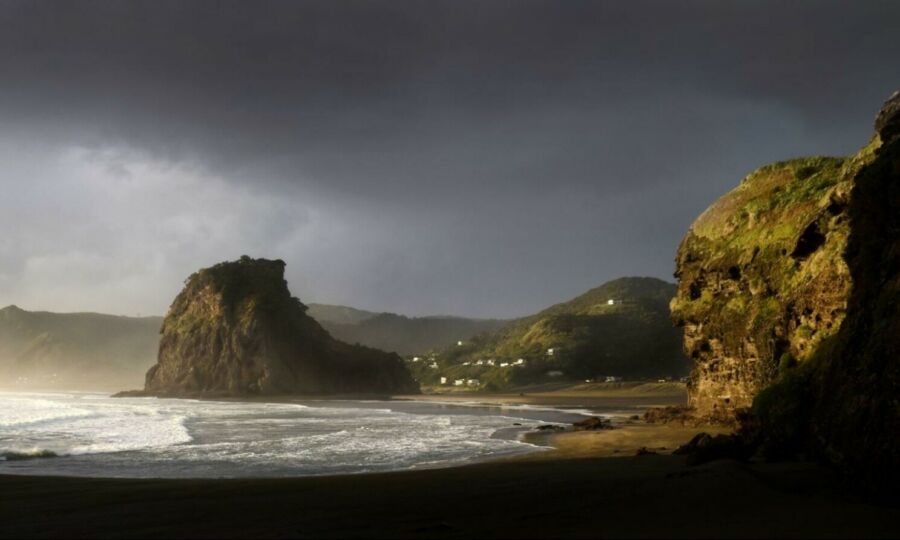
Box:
514;358;526;366
454;379;465;386
412;357;421;362
466;379;480;387
499;362;509;367
440;377;448;385
607;299;615;305
547;348;555;356
475;359;484;366
547;370;564;377
486;359;496;366
457;340;464;346
605;375;622;382
429;362;439;369
462;361;471;366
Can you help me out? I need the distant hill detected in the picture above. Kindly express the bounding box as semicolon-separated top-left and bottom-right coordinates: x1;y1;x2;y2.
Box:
307;304;508;356
306;303;379;326
411;277;688;389
0;305;162;391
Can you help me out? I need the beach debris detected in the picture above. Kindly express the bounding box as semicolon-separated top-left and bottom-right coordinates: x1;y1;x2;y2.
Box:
534;424;565;432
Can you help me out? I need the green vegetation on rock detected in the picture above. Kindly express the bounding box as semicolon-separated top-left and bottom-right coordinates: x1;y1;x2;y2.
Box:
671;142;871;419
675;90;900;492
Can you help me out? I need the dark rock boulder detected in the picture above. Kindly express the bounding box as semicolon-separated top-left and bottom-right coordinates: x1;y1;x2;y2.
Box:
674;432;753;466
140;256;419;397
643;406;697;425
572;416;614;431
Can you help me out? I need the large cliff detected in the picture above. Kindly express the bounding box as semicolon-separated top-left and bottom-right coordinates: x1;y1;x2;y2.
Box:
671;133;880;419
673;91;900;489
142;257;418;396
759;91;900;489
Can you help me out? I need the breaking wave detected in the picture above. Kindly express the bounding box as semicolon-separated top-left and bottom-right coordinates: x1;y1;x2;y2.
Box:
0;391;568;478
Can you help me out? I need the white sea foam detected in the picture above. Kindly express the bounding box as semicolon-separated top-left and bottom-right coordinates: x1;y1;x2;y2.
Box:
0;397;95;428
0;393;193;457
0;392;567;478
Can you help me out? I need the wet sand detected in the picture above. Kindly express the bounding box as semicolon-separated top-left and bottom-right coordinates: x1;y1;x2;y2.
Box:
1;386;897;538
395;381;689;412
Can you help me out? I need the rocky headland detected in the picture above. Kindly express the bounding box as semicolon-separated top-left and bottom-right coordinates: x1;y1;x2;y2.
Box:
671;91;900;491
133;256;418;397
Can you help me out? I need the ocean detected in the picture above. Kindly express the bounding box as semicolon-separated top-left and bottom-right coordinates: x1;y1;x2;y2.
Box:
0;391;597;478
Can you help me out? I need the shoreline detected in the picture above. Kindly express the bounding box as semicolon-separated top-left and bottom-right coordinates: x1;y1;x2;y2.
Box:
2;387;898;538
0;385;682;479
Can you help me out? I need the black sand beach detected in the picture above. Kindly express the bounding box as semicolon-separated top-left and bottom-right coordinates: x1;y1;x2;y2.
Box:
2;450;897;539
2;386;897;539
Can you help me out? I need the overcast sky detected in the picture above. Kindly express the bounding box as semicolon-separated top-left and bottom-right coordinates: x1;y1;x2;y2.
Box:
0;1;898;318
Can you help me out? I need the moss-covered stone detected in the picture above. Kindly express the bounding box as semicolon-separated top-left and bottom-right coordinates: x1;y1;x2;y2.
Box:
674;90;900;492
671;149;870;419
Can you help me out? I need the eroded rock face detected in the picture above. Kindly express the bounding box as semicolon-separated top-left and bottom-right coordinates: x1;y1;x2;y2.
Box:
671;133;881;420
143;257;418;396
673;90;900;490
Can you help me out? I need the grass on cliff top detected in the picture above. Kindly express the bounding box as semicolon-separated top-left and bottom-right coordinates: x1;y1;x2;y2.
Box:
691;156;847;249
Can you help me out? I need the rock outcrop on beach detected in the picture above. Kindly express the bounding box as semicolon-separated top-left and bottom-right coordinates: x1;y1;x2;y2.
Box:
0;305;160;390
673;90;900;490
142;256;418;396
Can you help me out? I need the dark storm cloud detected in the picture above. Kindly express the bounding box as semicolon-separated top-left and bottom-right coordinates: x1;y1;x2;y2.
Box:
0;1;898;317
